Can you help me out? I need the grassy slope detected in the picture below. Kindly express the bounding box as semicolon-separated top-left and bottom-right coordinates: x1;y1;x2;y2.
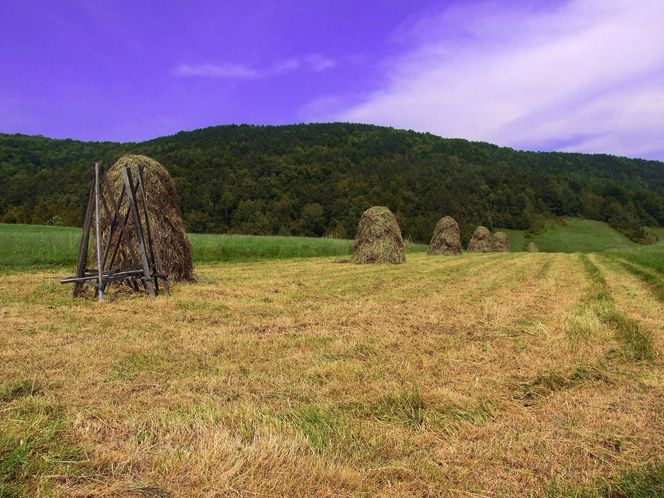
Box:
609;227;664;274
500;218;638;253
1;253;662;495
0;223;427;271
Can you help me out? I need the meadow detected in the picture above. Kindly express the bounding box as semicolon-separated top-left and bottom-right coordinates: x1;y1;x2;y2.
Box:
501;218;638;253
0;218;653;271
0;224;430;271
1;221;663;496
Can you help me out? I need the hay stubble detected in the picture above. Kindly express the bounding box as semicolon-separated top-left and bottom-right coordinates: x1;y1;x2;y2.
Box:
1;253;662;496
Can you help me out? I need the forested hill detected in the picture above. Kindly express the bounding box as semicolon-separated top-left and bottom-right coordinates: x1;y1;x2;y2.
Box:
1;123;663;243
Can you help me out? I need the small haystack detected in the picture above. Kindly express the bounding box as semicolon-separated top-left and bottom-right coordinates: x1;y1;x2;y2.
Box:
351;206;405;264
492;231;510;252
101;155;195;281
428;216;462;255
467;226;493;253
526;242;539;252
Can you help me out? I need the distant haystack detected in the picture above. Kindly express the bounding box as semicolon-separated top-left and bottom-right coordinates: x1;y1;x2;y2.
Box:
467;226;493;253
492;231;510;252
351;206;405;264
101;154;195;281
526;242;539;252
428;216;462;255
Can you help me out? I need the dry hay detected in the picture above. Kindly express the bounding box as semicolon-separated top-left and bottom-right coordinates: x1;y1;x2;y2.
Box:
526;242;539;252
100;154;195;281
427;216;462;255
467;226;493;253
351;206;405;264
491;231;510;252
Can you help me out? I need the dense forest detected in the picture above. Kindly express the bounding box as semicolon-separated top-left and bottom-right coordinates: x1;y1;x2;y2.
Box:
1;123;663;243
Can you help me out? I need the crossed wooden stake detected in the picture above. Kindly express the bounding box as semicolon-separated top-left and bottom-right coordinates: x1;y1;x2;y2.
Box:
61;161;169;301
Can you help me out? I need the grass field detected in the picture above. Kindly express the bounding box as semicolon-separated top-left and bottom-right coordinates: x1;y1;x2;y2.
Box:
1;251;663;496
501;218;638;253
0;224;427;271
0;218;653;273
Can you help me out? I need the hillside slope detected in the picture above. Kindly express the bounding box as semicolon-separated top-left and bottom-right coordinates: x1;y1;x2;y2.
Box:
502;218;638;253
1;123;663;242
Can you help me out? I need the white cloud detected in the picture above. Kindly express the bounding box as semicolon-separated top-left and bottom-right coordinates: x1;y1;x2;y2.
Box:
175;54;335;80
305;54;336;71
175;62;260;79
318;0;664;159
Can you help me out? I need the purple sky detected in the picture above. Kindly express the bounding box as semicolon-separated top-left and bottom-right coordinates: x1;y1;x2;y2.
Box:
1;1;663;160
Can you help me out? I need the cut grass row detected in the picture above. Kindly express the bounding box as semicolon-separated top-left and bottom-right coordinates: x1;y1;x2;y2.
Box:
577;254;654;362
545;255;662;495
605;257;664;303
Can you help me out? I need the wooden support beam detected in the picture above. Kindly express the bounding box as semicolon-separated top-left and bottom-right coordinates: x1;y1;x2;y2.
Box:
62;163;169;300
136;166;170;295
94;162;104;302
122;167;156;298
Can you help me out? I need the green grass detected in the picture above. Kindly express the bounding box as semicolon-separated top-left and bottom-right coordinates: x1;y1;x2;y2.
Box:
644;226;664;244
553;462;664;497
500;218;638;253
0;385;89;496
499;228;526;253
0;224;82;269
605;244;664;274
0;223;427;271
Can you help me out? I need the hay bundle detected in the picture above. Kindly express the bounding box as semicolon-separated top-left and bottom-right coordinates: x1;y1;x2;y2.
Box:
526;242;539;252
351;206;405;264
467;226;493;253
492;231;510;252
428;216;462;255
100;154;194;281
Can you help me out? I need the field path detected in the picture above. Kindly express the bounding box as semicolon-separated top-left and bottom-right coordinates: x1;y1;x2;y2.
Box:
1;253;663;496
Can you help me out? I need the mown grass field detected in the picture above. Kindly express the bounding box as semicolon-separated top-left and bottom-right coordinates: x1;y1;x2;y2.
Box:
0;224;427;272
1;249;663;496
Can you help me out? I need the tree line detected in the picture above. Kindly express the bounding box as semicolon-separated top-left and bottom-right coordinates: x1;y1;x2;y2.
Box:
1;123;663;244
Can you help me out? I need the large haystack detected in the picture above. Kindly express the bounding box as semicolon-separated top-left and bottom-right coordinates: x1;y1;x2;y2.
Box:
100;154;194;281
351;206;405;264
428;216;462;255
492;231;510;252
526;242;539;252
467;226;493;253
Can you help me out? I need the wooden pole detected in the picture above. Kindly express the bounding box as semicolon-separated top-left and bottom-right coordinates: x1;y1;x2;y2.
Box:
137;165;169;294
122;167;156;298
94;162;104;302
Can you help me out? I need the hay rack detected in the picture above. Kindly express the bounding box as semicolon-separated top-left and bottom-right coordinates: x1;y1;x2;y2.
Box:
61;161;169;301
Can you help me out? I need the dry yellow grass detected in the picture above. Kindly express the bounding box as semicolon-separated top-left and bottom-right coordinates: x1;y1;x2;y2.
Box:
1;253;662;496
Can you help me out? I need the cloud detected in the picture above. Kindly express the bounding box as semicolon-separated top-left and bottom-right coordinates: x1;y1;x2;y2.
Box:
175;54;335;80
317;0;664;160
175;62;260;79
